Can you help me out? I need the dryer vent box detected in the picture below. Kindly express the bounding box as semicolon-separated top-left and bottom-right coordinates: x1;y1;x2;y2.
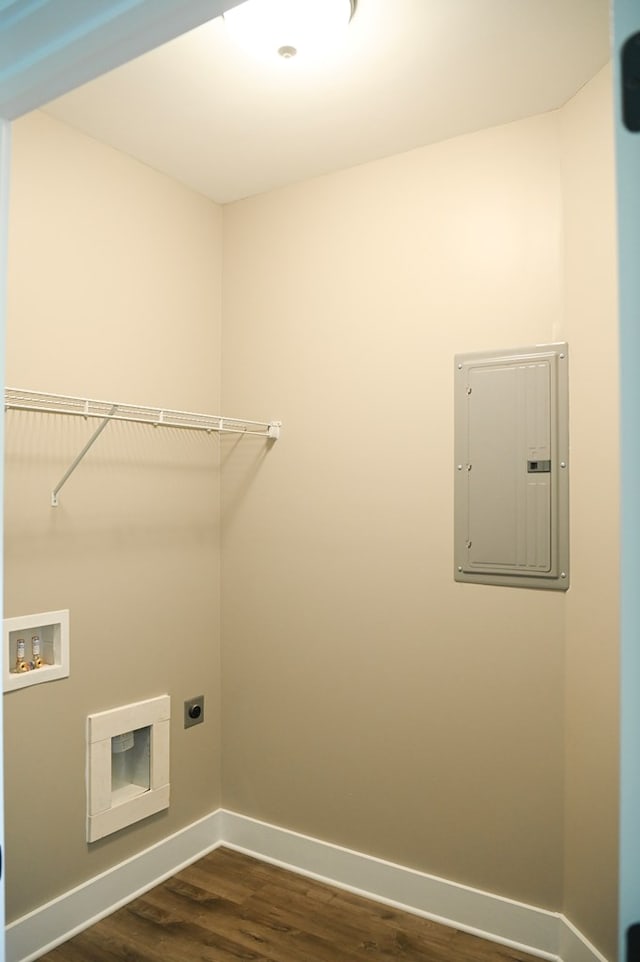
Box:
454;343;569;590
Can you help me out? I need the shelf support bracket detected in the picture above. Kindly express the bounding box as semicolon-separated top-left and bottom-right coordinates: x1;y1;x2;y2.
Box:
51;405;118;506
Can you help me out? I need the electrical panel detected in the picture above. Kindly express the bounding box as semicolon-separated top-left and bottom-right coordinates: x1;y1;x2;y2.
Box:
454;343;569;590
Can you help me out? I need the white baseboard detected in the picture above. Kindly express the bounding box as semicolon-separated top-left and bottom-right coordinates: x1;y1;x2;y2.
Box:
219;810;560;960
6;810;224;962
6;808;609;962
560;917;611;962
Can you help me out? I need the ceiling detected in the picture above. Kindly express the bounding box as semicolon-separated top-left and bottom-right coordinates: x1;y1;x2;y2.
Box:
42;0;611;205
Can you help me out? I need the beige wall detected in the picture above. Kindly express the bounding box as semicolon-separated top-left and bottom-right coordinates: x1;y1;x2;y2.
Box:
4;111;223;920
221;111;567;910
4;69;619;959
221;73;618;951
560;68;619;960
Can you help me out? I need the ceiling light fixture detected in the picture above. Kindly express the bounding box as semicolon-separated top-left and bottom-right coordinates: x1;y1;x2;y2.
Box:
223;0;357;63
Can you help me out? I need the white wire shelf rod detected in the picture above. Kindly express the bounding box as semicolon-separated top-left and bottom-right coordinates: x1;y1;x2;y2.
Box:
8;404;275;436
5;389;281;438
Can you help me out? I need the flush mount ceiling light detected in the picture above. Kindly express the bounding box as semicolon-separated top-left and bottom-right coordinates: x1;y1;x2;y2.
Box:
224;0;357;62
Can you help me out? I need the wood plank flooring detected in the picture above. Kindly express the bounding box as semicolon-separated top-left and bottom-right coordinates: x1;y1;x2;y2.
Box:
37;847;542;962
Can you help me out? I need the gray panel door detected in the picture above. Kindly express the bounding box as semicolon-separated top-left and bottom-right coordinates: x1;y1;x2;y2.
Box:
454;343;569;590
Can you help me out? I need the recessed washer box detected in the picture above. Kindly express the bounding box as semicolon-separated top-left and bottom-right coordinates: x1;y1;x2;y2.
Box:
454;343;569;590
86;694;170;842
3;609;70;692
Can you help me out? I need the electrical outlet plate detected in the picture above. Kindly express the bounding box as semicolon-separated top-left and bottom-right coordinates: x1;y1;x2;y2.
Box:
184;695;204;729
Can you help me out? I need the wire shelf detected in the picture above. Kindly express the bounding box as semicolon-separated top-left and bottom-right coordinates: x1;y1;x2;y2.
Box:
5;388;280;438
5;388;281;505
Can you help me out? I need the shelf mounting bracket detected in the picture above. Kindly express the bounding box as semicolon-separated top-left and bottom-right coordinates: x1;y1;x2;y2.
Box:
51;405;118;506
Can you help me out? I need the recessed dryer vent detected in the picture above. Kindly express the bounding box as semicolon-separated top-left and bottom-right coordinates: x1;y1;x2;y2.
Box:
87;695;170;842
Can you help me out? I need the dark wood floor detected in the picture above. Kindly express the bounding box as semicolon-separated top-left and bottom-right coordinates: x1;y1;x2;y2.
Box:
38;847;541;962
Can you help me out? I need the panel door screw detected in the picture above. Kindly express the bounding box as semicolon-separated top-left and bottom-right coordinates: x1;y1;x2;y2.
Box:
560;461;567;468
561;572;567;579
457;464;463;471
